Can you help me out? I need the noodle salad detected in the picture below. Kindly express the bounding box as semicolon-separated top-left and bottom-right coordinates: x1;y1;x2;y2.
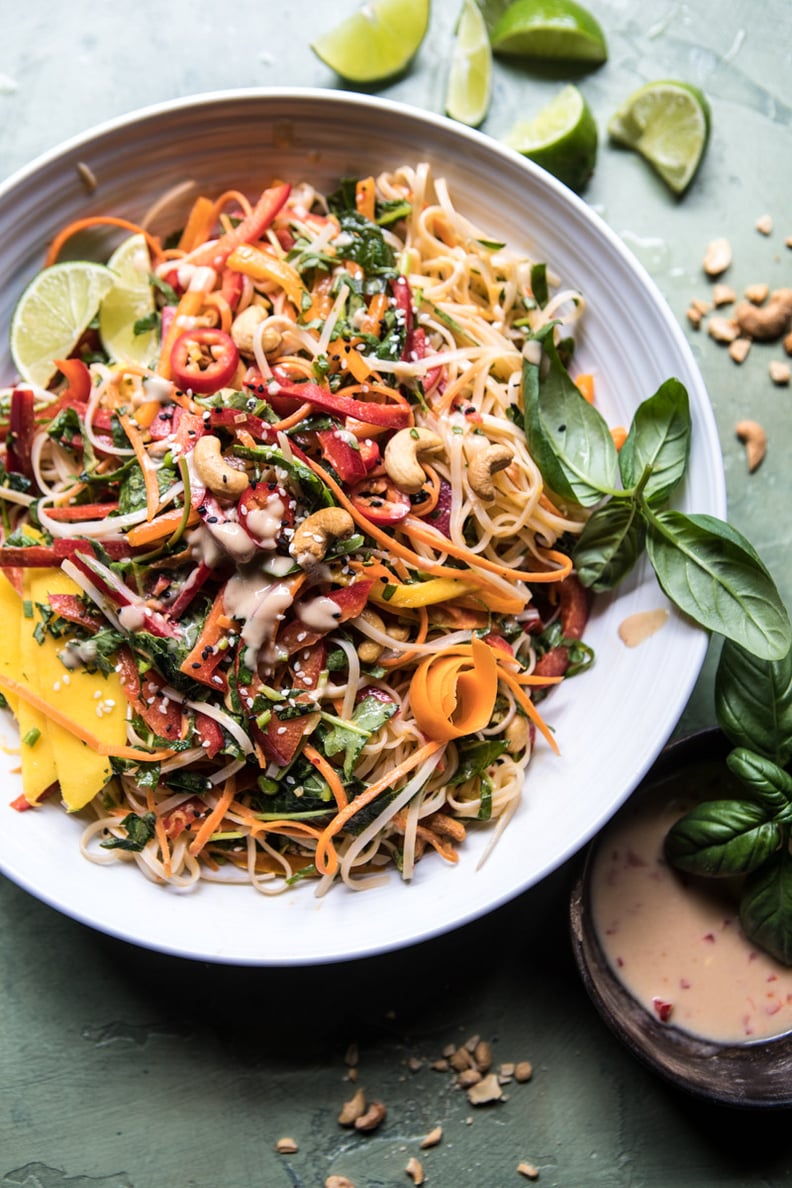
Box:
0;164;601;895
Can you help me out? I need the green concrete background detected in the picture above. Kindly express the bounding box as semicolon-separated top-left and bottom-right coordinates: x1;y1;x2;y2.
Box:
1;1;791;1184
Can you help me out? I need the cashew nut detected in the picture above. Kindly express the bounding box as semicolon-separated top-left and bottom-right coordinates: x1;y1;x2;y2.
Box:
384;427;445;494
192;434;250;497
289;507;355;565
735;420;767;473
504;713;531;755
231;306;282;358
356;606;385;663
468;443;514;501
735;289;792;341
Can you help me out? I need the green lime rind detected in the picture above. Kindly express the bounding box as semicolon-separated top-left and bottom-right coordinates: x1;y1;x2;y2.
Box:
608;80;711;195
491;0;608;63
505;84;599;193
446;0;493;127
310;0;430;83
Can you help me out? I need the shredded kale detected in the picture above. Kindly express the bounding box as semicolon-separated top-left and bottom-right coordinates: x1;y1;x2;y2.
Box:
100;810;157;851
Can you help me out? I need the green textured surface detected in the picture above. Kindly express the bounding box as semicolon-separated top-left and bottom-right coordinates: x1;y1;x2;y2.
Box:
2;1;792;1184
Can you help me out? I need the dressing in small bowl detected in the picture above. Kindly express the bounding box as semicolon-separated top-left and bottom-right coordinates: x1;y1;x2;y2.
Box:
570;729;792;1107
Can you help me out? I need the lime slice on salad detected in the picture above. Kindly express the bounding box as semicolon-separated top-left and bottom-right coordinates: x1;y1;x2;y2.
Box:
504;84;598;192
446;0;493;127
99;233;160;367
10;260;116;389
608;80;711;195
490;0;607;63
310;0;430;83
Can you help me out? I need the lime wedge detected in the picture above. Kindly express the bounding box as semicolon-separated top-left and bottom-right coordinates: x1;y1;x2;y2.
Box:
504;84;598;192
446;0;492;127
311;0;430;83
491;0;607;63
608;80;711;195
99;233;159;367
10;261;116;389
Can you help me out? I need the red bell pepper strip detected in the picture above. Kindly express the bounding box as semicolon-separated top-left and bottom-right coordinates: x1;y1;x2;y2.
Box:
187;183;292;271
46;503;120;522
116;648;184;742
7;389;37;479
317;429;367;485
220;268;244;311
193;712;225;758
391;276;441;391
258;640;326;766
246;371;410;429
161;796;204;839
47;593;104;631
179;588;230;689
167;562;214;619
0;540;131;567
52;357;91;403
68;552;181;639
275;579;374;654
208;407;272;442
533;576;590;679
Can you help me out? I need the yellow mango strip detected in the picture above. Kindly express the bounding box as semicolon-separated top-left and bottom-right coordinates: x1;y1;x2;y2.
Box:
410;639;499;743
0;573;56;803
369;576;479;609
25;571;128;810
226;243;306;308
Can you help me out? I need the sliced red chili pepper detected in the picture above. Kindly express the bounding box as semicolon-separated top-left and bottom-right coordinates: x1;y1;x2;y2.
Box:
357;438;381;471
237;481;294;549
7;388;36;479
170;328;239;395
246;371;410;429
317;429;367;485
350;475;411;525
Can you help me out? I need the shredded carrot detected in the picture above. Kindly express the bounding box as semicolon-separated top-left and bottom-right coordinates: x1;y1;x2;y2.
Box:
404;518;573;586
328;338;372;384
118;413;160;521
148;787;172;878
359;292;389;335
177;195;216;253
45;216;162;268
355;176;376;222
409;462;441;519
575;373;596;404
496;665;559;755
0;673;171;762
315;739;444;876
188;777;236;857
208;188;253;225
126;506;199;548
410;639;499;742
303;743;348;811
268;402;314;433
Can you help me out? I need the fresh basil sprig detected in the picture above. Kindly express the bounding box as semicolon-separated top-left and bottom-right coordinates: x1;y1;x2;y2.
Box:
523;335;791;660
664;638;792;964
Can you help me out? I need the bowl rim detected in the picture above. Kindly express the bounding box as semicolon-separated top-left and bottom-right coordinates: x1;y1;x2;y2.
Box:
570;725;792;1108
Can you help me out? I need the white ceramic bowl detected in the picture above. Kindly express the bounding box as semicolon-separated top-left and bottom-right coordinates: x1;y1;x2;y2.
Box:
0;89;725;965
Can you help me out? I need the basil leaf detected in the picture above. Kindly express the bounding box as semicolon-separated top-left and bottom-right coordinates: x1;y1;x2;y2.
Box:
740;849;792;965
644;510;792;661
530;262;549;308
322;693;398;778
665;799;781;876
574;498;645;591
619;377;691;505
523;330;618;507
449;738;508;785
725;748;792;820
100;810;157;852
716;639;792;765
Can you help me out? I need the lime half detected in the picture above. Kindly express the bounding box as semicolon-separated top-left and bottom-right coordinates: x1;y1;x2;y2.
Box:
10;261;116;389
505;84;598;192
608;80;710;195
99;233;159;368
311;0;430;83
446;0;492;127
491;0;607;63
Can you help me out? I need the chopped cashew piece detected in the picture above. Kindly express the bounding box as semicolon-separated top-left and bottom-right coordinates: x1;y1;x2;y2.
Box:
466;1072;503;1105
468;443;514;500
326;1179;356;1188
406;1157;425;1185
514;1061;533;1082
744;282;770;305
707;316;738;344
420;1125;443;1149
192;434;250;497
783;329;792;356
354;1100;386;1132
618;608;670;647
756;213;773;235
735;420;767;472
384;427;445;493
275;1137;299;1154
702;238;732;277
728;337;752;365
769;360;791;386
712;283;736;306
517;1163;540;1181
338;1087;367;1127
290;507;355;566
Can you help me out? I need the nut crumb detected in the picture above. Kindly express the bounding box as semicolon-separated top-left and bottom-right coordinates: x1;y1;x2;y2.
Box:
783;329;792;356
430;1059;449;1072
464;1034;481;1053
686;305;704;329
745;282;770;305
406;1156;425;1185
338;1087;367;1127
499;1062;516;1078
449;1047;474;1072
347;1067;358;1083
736;420;767;472
326;1178;356;1188
728;337;752;364
442;1043;456;1058
275;1137;298;1154
517;1163;540;1180
514;1061;534;1083
756;214;773;235
786;236;792;249
703;237;732;277
473;1040;492;1072
618;608;670;648
407;1056;423;1073
457;1068;483;1088
711;283;736;306
76;161;97;192
769;360;791;386
354;1100;387;1132
707;315;739;344
420;1125;443;1149
466;1072;503;1105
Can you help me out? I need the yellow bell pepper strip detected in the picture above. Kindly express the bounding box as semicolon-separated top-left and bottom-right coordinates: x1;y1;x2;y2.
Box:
226;243;306;308
370;576;479;609
355;176;377;222
410;638;499;742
